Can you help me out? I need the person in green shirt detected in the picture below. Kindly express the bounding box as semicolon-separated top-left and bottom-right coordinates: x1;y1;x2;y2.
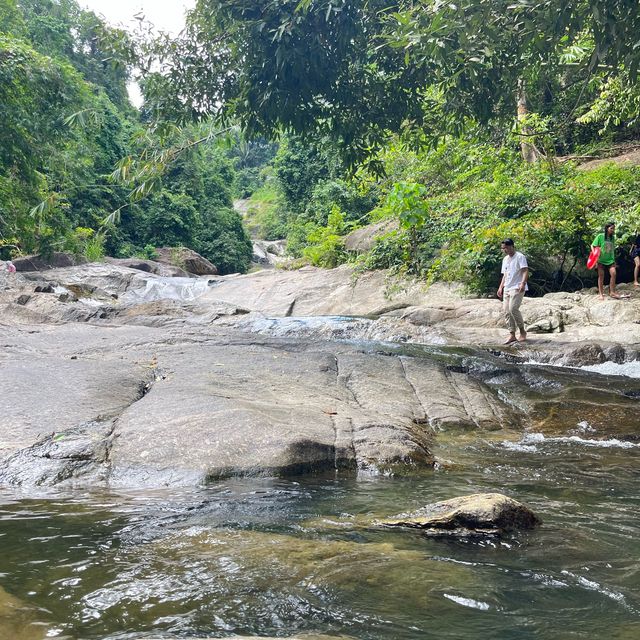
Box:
591;222;628;299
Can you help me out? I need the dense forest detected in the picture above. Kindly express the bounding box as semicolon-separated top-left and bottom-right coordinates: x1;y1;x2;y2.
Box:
226;0;640;294
2;0;640;291
0;0;253;273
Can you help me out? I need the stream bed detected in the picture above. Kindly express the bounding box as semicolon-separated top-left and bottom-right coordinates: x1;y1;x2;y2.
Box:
1;423;639;639
4;265;640;639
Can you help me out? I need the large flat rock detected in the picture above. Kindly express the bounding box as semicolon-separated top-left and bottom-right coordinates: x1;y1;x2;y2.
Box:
204;265;432;316
107;340;441;486
1;263;639;489
0;316;527;488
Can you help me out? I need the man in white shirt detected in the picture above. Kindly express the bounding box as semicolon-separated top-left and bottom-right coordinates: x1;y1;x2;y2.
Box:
497;238;528;345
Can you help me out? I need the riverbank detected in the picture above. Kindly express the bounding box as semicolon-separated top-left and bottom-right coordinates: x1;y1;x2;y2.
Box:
200;263;640;349
1;262;639;489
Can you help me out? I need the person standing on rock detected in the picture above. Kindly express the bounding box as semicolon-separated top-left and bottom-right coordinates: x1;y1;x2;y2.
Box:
630;231;640;287
592;222;628;300
497;239;528;345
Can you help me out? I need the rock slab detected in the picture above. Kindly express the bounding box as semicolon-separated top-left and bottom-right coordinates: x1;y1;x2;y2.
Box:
155;246;218;275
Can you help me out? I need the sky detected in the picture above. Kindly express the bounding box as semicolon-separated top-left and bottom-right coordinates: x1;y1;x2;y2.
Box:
80;0;195;36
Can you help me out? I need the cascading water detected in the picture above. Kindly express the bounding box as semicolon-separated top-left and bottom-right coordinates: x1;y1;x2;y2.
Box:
123;276;213;304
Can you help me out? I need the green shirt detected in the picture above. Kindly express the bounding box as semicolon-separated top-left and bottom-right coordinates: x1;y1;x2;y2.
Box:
592;232;615;265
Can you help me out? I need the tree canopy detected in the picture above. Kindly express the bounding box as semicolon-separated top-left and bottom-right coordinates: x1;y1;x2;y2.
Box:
3;0;640;286
0;0;254;273
141;0;640;161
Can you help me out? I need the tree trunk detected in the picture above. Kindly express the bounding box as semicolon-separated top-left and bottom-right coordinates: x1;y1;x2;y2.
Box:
517;79;542;163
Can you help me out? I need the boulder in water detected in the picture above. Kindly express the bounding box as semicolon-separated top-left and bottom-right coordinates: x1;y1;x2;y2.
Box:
379;492;541;536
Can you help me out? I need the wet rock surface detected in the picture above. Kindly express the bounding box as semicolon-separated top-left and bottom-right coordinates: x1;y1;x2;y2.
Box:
1;263;639;488
379;492;541;536
0;419;117;487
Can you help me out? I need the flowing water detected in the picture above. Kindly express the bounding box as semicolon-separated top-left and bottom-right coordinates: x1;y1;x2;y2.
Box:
1;421;639;639
123;277;214;304
2;308;639;639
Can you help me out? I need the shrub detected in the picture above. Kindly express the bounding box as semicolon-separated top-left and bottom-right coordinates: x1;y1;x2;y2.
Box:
135;244;159;260
142;192;199;248
63;226;104;261
302;207;350;268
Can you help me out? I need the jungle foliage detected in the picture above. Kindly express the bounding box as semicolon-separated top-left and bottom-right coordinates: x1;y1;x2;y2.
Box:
141;0;640;164
246;134;640;294
3;0;640;288
0;0;253;273
208;0;640;292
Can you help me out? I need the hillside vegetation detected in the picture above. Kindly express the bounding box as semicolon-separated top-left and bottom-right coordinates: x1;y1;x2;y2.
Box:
244;136;640;294
3;0;640;291
0;0;252;273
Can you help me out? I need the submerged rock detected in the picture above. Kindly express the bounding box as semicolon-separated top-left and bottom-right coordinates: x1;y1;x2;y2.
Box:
0;585;46;640
188;636;355;640
143;636;353;640
140;528;474;619
379;493;541;536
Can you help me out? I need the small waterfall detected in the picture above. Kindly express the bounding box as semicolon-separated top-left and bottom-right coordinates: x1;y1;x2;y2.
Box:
123;276;212;303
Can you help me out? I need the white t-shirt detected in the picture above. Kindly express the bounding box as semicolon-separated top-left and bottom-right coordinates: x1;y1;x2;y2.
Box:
501;251;528;292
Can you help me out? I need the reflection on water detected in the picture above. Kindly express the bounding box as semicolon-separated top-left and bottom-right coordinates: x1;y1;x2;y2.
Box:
1;432;639;640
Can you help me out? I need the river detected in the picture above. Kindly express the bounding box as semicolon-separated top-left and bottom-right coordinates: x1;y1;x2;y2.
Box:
2;273;639;640
1;389;638;639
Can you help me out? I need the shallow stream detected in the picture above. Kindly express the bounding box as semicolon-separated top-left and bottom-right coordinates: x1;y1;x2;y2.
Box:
2;307;639;639
1;420;639;639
